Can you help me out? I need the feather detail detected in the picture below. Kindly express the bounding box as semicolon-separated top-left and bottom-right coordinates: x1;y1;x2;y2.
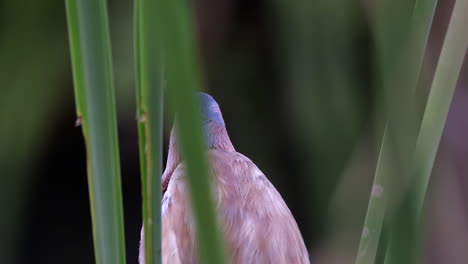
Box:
161;127;181;194
154;150;310;264
140;94;308;263
204;123;235;151
161;121;233;194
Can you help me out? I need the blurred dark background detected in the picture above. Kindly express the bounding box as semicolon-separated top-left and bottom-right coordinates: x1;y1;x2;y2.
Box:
0;0;466;263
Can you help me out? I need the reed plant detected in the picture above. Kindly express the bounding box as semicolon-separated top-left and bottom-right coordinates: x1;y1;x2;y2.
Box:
64;0;468;263
65;0;126;263
148;0;228;262
355;0;438;263
134;0;164;263
357;0;468;263
67;0;226;263
384;0;468;262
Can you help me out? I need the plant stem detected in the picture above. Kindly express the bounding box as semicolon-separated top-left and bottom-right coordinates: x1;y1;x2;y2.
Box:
134;0;164;263
150;0;228;263
384;0;468;262
65;1;127;263
355;0;438;263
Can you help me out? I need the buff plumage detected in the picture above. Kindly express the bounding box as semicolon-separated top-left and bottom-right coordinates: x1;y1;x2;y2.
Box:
139;93;309;264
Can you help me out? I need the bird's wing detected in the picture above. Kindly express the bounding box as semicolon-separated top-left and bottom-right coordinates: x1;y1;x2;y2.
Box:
161;163;196;264
210;150;310;264
158;150;310;264
138;180;183;264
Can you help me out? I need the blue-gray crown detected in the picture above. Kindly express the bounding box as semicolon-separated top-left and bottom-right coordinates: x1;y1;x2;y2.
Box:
198;92;225;127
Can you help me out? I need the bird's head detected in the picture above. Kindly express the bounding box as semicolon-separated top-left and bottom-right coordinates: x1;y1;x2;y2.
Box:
198;92;225;128
167;93;234;161
197;92;234;150
163;92;235;192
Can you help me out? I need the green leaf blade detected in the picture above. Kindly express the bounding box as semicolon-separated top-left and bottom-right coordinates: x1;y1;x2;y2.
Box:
65;0;127;263
355;0;439;263
134;0;165;263
384;0;468;263
149;0;228;263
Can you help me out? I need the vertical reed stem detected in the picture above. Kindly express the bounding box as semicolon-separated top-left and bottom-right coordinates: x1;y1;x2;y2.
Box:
66;1;127;263
135;0;164;263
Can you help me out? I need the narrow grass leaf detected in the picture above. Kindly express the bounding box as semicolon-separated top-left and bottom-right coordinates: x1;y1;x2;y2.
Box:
384;0;468;262
411;0;468;220
355;0;438;263
149;0;228;263
134;0;164;263
65;1;127;263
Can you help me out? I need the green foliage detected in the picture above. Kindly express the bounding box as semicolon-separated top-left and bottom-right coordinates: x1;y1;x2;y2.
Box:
271;0;369;240
0;3;68;263
62;0;467;263
134;0;164;263
148;0;229;263
384;0;468;262
355;0;438;263
65;0;126;263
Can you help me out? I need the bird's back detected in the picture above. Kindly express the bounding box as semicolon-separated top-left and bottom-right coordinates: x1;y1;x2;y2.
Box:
160;149;310;264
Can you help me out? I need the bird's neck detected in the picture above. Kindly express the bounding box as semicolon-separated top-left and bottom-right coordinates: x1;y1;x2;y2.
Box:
162;128;180;193
162;125;235;193
204;123;235;152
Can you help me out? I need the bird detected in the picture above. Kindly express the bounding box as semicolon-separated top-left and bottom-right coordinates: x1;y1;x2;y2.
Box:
139;92;310;264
